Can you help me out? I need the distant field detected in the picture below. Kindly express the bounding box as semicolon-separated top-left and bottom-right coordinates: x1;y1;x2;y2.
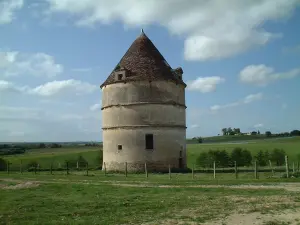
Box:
2;137;300;171
3;146;101;170
187;137;300;168
186;135;297;144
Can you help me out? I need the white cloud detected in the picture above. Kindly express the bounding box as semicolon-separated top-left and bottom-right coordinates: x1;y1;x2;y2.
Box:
190;124;199;129
90;103;101;111
0;51;63;78
29;79;98;97
187;76;225;93
0;105;102;142
0;80;28;93
239;64;300;86
210;93;263;112
0;0;23;24
0;79;97;97
243;93;263;104
254;123;264;128
46;0;299;61
0;106;43;120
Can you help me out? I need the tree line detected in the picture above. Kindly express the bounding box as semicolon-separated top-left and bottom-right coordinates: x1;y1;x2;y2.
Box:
196;147;297;168
220;127;300;137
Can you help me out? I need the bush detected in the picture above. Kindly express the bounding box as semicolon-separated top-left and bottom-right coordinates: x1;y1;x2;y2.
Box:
231;148;252;167
196;152;209;168
255;150;270;167
0;157;7;171
65;155;88;169
27;161;39;171
270;148;286;166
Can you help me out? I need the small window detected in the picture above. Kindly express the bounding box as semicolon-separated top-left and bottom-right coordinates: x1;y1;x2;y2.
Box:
179;150;182;157
118;74;123;80
118;145;122;150
145;134;153;150
178;75;182;80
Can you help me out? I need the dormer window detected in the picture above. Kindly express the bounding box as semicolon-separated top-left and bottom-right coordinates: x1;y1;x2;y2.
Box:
178;75;182;80
114;70;127;81
118;73;123;80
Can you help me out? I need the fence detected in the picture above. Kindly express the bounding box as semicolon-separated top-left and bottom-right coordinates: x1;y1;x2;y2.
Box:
2;156;300;179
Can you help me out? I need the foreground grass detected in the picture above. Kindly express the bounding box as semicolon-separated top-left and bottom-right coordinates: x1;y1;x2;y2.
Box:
1;173;300;225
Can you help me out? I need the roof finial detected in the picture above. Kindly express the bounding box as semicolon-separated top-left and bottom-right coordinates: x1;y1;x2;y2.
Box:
141;28;144;34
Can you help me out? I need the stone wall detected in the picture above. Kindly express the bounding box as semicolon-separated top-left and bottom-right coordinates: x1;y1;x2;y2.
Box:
101;80;186;172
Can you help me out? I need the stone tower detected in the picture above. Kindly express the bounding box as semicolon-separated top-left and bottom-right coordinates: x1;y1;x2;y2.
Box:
100;30;187;172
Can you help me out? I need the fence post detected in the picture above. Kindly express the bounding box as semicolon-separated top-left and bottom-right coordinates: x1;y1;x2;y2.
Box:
234;161;238;179
34;165;37;175
37;164;40;174
20;160;23;174
168;164;171;179
292;162;295;174
50;163;53;175
192;164;195;179
6;161;9;174
145;162;148;179
213;161;216;179
66;162;69;175
269;160;274;176
86;162;89;176
104;162;107;176
298;161;300;172
76;161;79;170
125;162;128;177
285;155;289;178
254;160;258;179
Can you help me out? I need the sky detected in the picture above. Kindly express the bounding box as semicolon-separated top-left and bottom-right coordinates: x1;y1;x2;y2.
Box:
0;0;300;142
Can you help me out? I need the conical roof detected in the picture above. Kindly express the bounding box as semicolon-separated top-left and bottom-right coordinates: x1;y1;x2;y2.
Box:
100;31;186;88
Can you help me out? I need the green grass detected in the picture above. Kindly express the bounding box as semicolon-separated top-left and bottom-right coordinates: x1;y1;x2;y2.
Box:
1;172;300;225
1;137;300;225
3;147;101;171
186;134;296;144
2;137;300;171
187;137;300;167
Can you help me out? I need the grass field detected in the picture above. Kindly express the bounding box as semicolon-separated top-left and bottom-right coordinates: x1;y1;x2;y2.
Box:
1;137;300;224
1;172;300;225
2;137;300;171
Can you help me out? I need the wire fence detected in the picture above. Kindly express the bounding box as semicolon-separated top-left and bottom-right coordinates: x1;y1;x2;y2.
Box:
2;156;300;179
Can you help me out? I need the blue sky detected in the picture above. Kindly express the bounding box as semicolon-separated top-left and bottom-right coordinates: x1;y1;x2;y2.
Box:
0;0;300;142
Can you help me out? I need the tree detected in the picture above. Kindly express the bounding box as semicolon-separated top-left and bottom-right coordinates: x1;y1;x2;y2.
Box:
196;152;209;168
255;150;268;166
231;147;243;166
233;128;241;135
241;149;253;166
227;127;233;135
39;143;46;148
257;130;260;135
270;148;286;166
251;131;257;135
50;143;62;148
197;137;203;143
290;130;300;136
222;128;227;136
218;150;230;167
0;158;7;171
265;131;272;137
231;147;252;167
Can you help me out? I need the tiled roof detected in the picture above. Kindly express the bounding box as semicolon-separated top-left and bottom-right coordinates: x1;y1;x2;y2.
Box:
100;31;186;88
